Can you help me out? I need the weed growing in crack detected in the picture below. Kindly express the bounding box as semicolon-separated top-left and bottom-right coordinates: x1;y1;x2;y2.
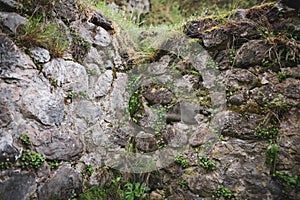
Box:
199;156;216;170
174;154;189;168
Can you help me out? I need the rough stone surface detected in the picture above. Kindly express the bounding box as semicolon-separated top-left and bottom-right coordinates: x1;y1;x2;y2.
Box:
0;12;27;34
0;172;36;200
95;70;113;98
143;87;173;105
0;1;299;200
70;21;112;47
215;111;260;140
136;131;157;152
30;47;51;63
91;11;114;31
20;84;64;126
0;34;35;70
234;40;272;68
34;129;84;160
38;165;82;200
0;0;21;12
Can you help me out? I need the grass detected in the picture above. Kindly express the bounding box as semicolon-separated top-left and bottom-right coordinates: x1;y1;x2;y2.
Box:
18;16;69;57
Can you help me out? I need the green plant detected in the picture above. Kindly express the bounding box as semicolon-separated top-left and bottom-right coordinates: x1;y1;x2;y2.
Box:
174;154;189;168
212;185;234;200
199;156;216;170
49;77;59;87
267;94;292;111
229;48;236;65
20;134;31;146
273;171;300;198
128;89;142;117
266;143;278;173
67;91;76;98
273;171;299;188
78;186;108;200
87;69;98;76
0;162;11;170
82;164;95;177
178;178;188;189
277;72;289;80
255;123;279;141
18;16;69;57
48;160;62;169
20;149;46;169
123;182;150;200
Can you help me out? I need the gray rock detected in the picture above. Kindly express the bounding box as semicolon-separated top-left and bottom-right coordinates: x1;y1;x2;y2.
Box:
0;90;14;128
43;58;67;85
38;165;82;200
143;87;174;105
0;172;36;200
34;129;83;160
20;84;64;126
229;93;245;105
70;21;111;47
95;70;113;98
0;34;35;71
0;142;18;162
234;40;271;68
214;111;259;140
54;0;81;23
222;68;258;89
63;60;88;92
0;0;22;12
211;139;271;199
74;100;103;125
276;78;300;101
91;11;114;31
30;47;51;63
136;131;157;152
278;108;300;175
180;101;200;124
0;12;27;34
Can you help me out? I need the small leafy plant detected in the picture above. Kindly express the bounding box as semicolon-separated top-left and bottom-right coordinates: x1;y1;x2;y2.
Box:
255;123;279;141
123;182;150;200
82;164;95;177
0;162;11;170
20;134;31;146
266;143;278;173
212;185;234;200
199;156;216;170
128;89;142;117
20;149;46;169
174;154;189;168
266;94;292;112
48;160;62;169
273;171;300;198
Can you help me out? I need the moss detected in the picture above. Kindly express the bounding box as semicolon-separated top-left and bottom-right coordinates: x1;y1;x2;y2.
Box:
204;25;221;33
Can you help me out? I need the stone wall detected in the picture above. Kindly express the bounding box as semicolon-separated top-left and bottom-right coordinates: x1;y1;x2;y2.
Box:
0;0;299;199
